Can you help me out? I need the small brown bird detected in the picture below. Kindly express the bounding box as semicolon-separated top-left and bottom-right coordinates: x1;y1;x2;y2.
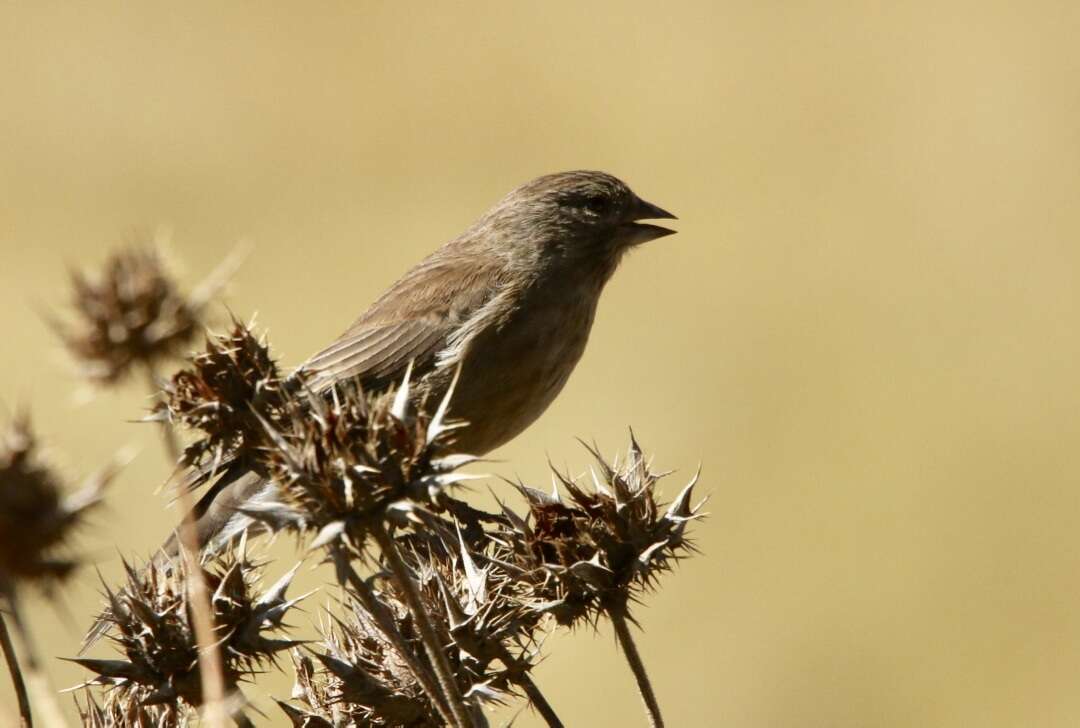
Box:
188;170;676;551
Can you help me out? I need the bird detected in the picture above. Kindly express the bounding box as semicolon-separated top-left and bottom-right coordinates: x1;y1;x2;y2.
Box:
180;170;676;554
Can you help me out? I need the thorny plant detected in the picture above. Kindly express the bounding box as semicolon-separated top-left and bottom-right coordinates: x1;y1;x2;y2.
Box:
0;417;117;601
70;538;309;726
0;415;120;728
4;246;706;728
75;688;192;728
151;321;291;475
49;243;242;389
50;247;204;387
490;440;704;728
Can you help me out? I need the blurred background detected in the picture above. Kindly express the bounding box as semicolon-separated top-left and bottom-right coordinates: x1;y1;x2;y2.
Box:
3;1;1080;725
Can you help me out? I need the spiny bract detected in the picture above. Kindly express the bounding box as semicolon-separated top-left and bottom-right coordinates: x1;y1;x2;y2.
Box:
494;435;705;627
0;416;115;596
73;542;309;718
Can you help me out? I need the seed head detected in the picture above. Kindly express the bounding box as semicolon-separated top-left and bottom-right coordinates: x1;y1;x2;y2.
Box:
281;578;499;728
304;601;439;726
496;435;705;627
398;521;546;685
156;320;293;470
249;373;473;552
0;415;115;596
53;247;209;385
72;544;308;714
75;688;191;728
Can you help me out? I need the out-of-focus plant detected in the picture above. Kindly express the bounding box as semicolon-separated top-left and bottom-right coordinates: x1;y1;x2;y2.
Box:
52;247;205;388
50;244;242;393
0;414;120;728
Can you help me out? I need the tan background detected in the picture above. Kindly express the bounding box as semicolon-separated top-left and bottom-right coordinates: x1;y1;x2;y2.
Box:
3;1;1080;726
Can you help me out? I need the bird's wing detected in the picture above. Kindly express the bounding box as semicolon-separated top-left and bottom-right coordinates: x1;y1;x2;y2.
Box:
301;253;501;391
302;317;449;391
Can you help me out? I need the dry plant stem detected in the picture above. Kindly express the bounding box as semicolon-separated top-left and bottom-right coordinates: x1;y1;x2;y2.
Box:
0;609;32;727
148;371;227;728
175;486;228;727
609;603;665;728
5;598;67;728
490;643;562;728
372;523;474;728
513;670;564;728
144;365;181;462
332;548;455;727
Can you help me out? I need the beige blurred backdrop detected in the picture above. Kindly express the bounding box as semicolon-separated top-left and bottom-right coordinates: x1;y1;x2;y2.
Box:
3;1;1080;726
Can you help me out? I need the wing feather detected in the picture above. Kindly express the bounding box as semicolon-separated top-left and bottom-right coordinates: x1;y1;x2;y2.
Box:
301;253;500;391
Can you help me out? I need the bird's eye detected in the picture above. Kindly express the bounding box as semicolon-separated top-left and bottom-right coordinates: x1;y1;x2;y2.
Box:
582;195;609;215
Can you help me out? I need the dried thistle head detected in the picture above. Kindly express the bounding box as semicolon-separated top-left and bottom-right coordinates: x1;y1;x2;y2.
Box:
299;602;438;727
155;321;473;548
156;320;292;469
281;583;496;728
54;247;208;385
75;687;191;728
0;415;114;596
275;507;553;726
496;435;705;627
73;543;308;713
275;651;334;727
252;375;474;551
400;520;545;683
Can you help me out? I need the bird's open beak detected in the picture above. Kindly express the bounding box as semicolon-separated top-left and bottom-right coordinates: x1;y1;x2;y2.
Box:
621;196;678;245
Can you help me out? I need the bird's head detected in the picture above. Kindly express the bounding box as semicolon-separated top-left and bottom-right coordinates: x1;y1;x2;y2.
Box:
475;171;677;270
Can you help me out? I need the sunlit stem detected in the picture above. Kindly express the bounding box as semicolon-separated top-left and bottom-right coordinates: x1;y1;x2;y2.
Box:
144;365;228;726
609;599;665;728
330;546;455;727
0;606;32;728
5;596;67;727
372;523;474;728
492;642;563;728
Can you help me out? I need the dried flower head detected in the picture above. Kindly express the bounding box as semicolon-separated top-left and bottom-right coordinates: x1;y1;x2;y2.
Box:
250;373;474;551
496;435;705;627
53;247;210;385
73;543;309;715
300;602;439;727
152;319;473;549
277;515;569;727
280;583;495;728
0;415;115;596
275;651;334;727
401;521;545;681
156;320;293;470
75;687;191;728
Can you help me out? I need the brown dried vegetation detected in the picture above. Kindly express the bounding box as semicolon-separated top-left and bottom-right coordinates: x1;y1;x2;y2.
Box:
3;248;704;728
